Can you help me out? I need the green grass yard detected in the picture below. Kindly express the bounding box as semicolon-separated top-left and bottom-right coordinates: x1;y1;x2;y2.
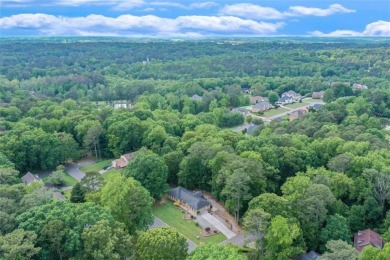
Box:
153;200;226;245
63;189;72;199
79;159;112;173
284;102;310;109
43;173;78;186
263;107;289;117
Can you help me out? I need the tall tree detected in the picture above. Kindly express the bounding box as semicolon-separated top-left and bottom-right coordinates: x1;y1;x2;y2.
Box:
124;149;168;200
322;240;358;260
222;168;252;222
243;208;271;254
0;229;40;260
320;214;351;252
84;124;104;161
135;227;187;260
88;173;153;233
82;220;133;260
187;244;245;260
265;216;305;260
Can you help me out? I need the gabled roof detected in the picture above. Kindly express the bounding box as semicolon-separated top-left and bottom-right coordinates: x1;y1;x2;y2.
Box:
277;95;292;103
122;152;136;161
246;124;257;135
191;94;202;101
250;96;268;104
21;172;41;184
53;192;66;200
168;186;210;210
295;251;320;260
354;229;383;252
253;101;271;109
283;90;301;97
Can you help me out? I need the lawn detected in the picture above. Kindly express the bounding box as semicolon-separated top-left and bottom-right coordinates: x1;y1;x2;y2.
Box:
263;107;289;117
63;189;72;199
79;159;113;173
102;168;123;179
153;200;226;245
284;102;310;109
43;173;78;186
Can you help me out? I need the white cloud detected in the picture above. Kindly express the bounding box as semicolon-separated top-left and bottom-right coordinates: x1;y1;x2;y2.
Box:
190;2;218;9
220;3;355;20
287;4;355;17
0;13;284;36
220;3;284;20
310;20;390;36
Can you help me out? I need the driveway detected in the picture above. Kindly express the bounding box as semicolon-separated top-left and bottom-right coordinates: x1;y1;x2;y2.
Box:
149;217;197;253
65;158;95;181
219;233;256;247
200;212;236;239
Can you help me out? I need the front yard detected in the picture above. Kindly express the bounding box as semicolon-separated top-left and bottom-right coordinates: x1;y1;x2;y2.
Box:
79;159;123;179
263;107;289;117
42;173;78;186
153;200;226;245
284;102;310;109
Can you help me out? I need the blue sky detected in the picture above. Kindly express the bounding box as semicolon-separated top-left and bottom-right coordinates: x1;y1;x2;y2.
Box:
0;0;389;36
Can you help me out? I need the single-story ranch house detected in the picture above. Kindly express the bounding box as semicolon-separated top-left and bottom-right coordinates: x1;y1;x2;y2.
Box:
168;186;211;214
112;152;136;169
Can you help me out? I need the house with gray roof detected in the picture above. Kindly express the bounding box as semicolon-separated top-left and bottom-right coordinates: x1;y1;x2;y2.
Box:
191;94;203;101
168;186;210;214
53;192;67;200
252;101;272;112
21;172;42;185
232;107;249;117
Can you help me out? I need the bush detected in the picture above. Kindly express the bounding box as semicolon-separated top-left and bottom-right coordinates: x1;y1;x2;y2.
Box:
205;227;211;232
173;202;180;207
195;222;199;227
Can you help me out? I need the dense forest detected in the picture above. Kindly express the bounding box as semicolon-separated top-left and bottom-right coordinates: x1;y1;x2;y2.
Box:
0;38;390;259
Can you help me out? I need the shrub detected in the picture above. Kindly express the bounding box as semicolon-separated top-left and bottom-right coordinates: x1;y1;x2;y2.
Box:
173;202;180;207
205;227;211;232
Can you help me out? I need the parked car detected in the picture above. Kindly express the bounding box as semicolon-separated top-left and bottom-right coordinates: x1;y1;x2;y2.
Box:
103;165;111;170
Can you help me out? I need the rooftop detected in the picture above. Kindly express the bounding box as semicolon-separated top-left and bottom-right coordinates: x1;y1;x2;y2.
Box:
168;186;210;210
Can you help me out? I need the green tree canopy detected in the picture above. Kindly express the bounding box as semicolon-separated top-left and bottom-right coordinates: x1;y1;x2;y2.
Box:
136;227;188;260
187;244;245;260
125;149;168;200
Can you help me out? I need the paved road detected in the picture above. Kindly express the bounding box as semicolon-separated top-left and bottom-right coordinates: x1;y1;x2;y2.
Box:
200;212;236;239
65;158;95;181
149;217;197;253
265;101;325;121
219;233;256;247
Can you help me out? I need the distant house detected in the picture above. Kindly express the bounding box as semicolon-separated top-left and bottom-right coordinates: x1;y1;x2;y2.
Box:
289;108;308;121
168;186;211;214
282;90;301;101
191;94;203;101
252;101;272;113
232;107;249;117
112;152;136;169
309;103;324;111
241;88;252;94
21;172;42;185
312;91;325;99
246;124;257;135
276;95;293;105
353;83;368;91
295;251;321;260
354;229;383;252
250;96;269;104
53;192;67;200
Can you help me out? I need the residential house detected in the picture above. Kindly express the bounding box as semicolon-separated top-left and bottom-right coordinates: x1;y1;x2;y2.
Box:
276;95;293;105
312;91;325;99
282;90;302;101
53;192;67;200
246;124;258;135
112;152;136;169
191;94;203;101
295;251;321;260
232;107;249;117
168;186;210;214
289;108;308;121
309;103;324;111
354;229;383;252
353;83;368;91
250;96;268;104
21;172;42;185
252;101;272;113
241;88;252;94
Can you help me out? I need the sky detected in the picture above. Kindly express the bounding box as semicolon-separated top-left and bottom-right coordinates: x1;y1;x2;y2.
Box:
0;0;389;37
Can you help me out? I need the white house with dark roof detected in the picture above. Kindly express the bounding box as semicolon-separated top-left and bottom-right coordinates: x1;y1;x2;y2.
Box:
21;172;42;185
168;186;210;214
191;94;203;101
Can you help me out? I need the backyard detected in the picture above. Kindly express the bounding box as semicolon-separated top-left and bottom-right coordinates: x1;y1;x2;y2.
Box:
153;200;226;245
42;173;78;186
79;159;123;179
263;107;289;117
